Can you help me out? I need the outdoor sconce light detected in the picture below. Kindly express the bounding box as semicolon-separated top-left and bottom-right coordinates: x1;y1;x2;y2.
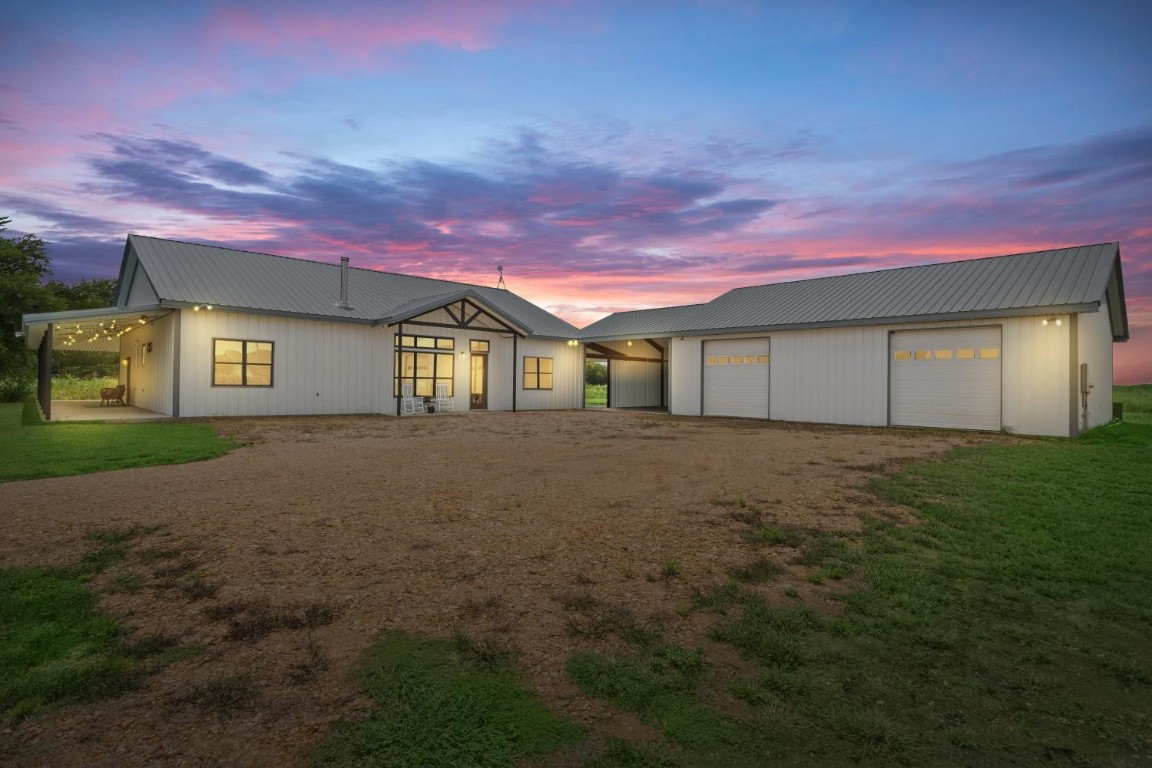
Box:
138;316;147;325
627;340;633;346
1041;317;1062;327
192;304;214;312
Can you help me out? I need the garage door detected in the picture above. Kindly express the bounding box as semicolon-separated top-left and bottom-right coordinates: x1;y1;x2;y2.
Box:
890;327;1001;431
703;338;771;418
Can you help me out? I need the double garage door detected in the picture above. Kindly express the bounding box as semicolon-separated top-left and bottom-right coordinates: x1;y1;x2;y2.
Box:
703;338;771;418
890;327;1001;431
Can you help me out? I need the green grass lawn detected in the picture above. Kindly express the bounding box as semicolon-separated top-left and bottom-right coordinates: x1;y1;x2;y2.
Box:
586;383;608;407
563;422;1152;766
1;527;184;720
0;402;235;483
1115;383;1152;425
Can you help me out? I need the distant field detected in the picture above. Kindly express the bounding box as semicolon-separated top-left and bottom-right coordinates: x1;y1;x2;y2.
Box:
585;383;607;407
1115;384;1152;425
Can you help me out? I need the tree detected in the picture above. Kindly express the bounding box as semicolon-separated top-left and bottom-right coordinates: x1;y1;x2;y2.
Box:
0;217;61;377
46;278;117;310
585;360;607;385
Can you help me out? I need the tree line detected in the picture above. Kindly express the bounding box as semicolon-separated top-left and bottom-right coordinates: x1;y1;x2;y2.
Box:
1;216;117;396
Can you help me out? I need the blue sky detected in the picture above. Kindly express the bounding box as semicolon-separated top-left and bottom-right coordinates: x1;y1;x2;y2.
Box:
2;0;1149;381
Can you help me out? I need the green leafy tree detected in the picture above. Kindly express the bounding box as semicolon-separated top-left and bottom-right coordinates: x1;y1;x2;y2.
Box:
46;278;117;310
0;217;61;379
585;360;607;385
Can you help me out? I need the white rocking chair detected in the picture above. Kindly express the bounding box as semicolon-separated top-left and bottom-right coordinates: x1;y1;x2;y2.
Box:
400;381;425;414
429;381;454;413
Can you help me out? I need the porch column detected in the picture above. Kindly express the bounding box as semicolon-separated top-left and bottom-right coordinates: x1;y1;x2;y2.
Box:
37;323;52;420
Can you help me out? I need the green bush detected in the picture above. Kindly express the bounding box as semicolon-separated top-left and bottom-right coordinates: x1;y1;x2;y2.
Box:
52;374;118;400
0;375;32;403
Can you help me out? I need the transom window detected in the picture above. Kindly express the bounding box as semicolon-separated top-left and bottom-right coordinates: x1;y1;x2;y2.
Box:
213;339;273;387
395;334;454;397
523;356;553;390
395;334;454;350
470;339;490;353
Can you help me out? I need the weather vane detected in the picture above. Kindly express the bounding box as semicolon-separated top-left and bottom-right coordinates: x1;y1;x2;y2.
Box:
496;264;507;289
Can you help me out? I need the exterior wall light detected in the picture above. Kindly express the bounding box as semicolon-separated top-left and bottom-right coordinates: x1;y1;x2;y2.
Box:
1041;317;1062;327
138;316;147;325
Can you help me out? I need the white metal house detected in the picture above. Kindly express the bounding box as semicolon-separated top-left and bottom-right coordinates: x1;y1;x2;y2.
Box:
579;243;1128;437
23;237;1128;437
22;235;585;419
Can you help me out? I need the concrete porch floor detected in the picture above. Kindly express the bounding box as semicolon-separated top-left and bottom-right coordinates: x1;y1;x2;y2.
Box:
50;400;169;422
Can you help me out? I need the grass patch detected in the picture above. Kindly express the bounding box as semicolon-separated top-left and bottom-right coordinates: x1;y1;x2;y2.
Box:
586;383;608;407
312;629;582;767
1115;384;1152;425
0;403;235;483
573;422;1152;766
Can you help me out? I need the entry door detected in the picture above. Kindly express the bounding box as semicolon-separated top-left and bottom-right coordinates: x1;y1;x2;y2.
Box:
470;354;488;410
703;338;771;418
890;326;1001;431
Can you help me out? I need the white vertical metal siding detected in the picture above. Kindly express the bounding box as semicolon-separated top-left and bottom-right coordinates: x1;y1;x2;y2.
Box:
118;312;175;415
610;360;662;407
669;337;702;415
1077;298;1114;432
1000;315;1070;436
516;339;584;410
702;338;771;418
179;310;388;417
769;326;889;426
890;327;1002;431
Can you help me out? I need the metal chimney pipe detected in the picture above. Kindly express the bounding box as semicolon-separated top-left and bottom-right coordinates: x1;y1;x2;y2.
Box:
338;257;350;309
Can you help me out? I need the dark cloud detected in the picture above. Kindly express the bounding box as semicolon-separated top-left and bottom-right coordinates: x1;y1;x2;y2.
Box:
69;130;779;279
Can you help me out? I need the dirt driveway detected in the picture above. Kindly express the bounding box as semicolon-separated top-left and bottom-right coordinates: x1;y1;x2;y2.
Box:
0;410;981;766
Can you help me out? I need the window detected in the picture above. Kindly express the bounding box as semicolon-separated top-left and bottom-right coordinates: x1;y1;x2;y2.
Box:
395;334;454;397
893;350;911;361
523;356;553;390
915;350;932;360
956;348;975;359
935;349;954;360
213;339;273;386
758;355;771;364
979;348;1000;359
706;356;717;365
470;339;490;353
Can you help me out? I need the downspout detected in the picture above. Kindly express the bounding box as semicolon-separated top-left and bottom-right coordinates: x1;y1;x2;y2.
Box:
512;335;518;412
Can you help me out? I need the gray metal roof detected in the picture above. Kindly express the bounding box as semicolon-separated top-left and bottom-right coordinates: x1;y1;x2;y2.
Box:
121;235;578;338
580;243;1127;340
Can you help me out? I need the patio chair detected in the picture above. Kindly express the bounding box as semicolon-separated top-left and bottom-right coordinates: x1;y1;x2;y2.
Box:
101;384;126;407
429;381;454;413
400;381;425;414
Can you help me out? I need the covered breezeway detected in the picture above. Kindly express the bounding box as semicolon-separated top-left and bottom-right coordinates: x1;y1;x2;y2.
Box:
584;339;667;410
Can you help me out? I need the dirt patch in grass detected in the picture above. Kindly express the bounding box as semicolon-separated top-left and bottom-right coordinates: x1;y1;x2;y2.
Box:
0;410;985;766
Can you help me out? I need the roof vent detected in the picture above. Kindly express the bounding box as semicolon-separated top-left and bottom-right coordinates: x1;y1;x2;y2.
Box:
337;256;353;310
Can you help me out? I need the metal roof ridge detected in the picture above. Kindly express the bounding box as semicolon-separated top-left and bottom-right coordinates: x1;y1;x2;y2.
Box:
714;242;1120;293
128;234;514;294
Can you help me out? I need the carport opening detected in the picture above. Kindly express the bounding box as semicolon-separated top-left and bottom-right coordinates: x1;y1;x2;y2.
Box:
585;359;607;408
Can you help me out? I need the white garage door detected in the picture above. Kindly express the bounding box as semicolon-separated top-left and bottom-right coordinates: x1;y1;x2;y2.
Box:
890;327;1001;431
703;338;771;418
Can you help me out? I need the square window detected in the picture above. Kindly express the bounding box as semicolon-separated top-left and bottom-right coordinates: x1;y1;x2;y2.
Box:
213;339;274;387
957;348;975;359
979;348;1000;359
893;350;912;361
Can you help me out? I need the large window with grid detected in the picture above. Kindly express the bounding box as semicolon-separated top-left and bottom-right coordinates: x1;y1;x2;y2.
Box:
394;334;454;397
213;339;274;387
523;356;553;390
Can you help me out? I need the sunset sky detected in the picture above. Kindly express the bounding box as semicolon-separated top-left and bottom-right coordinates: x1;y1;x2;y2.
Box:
2;0;1149;382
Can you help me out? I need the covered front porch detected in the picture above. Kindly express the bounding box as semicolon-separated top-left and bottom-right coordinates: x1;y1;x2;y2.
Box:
22;304;168;421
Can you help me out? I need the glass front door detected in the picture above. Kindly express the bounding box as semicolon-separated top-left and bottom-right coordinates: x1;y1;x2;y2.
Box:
470;353;488;409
